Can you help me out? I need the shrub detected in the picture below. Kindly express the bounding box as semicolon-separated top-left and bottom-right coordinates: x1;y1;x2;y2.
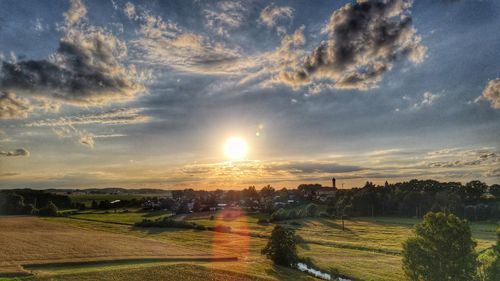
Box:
319;212;329;218
194;224;207;231
305;203;318;217
288;209;298;220
257;218;269;224
270;208;287;222
209;225;232;233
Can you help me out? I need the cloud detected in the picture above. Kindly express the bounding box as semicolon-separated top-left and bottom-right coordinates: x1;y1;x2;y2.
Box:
0;0;145;116
79;131;94;148
480;78;500;109
64;0;87;26
266;161;364;174
0;148;30;157
203;1;247;36
26;107;147;148
427;148;499;168
259;5;294;28
0;92;33;119
26;108;149;127
133;13;246;75
411;91;442;109
0;172;20;177
52;125;94;148
123;2;137;20
278;0;426;90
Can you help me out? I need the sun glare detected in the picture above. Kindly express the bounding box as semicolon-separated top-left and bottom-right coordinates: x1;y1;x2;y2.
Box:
224;137;248;161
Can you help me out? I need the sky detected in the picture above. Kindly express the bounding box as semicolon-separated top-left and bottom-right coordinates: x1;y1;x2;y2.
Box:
0;0;499;190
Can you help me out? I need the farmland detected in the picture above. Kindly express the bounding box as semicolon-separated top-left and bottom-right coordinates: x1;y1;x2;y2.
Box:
1;208;496;281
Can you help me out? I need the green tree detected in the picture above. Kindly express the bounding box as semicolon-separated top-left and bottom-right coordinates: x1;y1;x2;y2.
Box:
402;212;477;281
38;201;59;217
261;225;298;267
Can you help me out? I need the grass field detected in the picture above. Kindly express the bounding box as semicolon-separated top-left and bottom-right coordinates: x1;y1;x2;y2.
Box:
1;212;497;281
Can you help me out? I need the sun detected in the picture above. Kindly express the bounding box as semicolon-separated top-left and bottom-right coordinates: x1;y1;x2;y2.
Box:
224;137;248;161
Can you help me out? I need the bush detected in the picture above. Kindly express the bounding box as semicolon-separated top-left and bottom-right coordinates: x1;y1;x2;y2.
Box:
319;212;329;218
257;218;269;224
194;224;207;231
135;217;198;229
135;217;230;233
305;203;318;217
288;209;298;220
262;225;298;267
270;208;287;222
209;225;232;233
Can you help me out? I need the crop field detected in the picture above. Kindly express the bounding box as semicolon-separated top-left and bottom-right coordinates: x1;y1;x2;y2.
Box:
23;263;273;281
0;216;216;277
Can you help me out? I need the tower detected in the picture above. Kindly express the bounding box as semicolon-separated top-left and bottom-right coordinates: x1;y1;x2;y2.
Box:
332;177;336;189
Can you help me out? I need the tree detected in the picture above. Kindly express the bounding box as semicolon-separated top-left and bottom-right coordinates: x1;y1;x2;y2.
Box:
260;185;275;199
91;200;98;209
402;212;477;281
38;201;59;217
261;225;298;267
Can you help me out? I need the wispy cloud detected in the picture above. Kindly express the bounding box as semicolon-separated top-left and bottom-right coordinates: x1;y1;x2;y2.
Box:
26;108;149;127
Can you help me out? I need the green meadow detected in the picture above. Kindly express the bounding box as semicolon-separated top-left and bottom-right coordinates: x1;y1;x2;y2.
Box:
10;209;491;281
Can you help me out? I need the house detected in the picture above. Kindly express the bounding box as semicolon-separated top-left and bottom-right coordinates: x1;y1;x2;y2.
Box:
315;188;336;202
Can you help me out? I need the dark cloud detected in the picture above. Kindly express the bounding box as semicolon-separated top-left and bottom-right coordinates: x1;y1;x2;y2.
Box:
279;0;426;90
0;0;144;112
0;148;29;157
0;36;143;106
